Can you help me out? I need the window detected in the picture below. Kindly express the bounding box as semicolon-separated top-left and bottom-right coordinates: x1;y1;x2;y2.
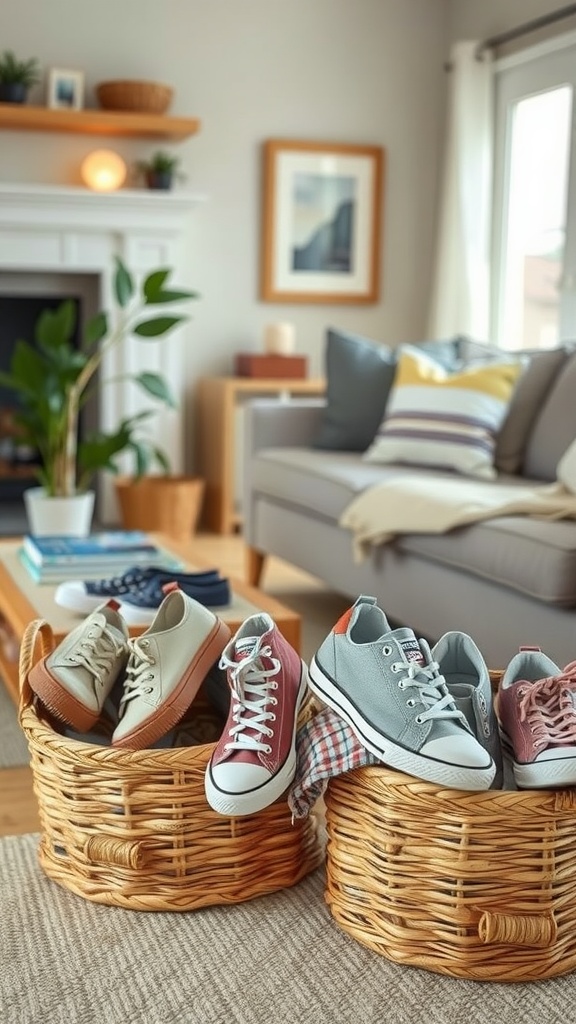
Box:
492;36;576;349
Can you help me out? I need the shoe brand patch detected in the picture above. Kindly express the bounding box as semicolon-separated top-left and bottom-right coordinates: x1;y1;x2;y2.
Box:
400;637;424;665
235;636;260;659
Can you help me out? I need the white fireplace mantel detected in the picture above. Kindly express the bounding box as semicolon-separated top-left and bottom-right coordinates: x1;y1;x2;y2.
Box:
0;183;206;522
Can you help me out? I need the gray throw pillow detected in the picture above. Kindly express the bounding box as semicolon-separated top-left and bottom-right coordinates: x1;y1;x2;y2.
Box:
313;329;397;451
523;349;576;480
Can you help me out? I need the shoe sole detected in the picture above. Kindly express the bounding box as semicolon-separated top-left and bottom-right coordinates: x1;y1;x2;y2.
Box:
308;655;495;792
27;660;100;732
204;659;308;816
499;729;576;788
111;617;232;749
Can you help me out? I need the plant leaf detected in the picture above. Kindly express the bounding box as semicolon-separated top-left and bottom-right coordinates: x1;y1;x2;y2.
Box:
143;269;170;301
135;371;177;407
114;258;134;308
36;300;76;349
133;316;186;337
85;312;108;347
145;288;199;305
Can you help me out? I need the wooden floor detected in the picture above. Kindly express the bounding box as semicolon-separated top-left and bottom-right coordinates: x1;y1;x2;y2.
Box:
0;532;324;838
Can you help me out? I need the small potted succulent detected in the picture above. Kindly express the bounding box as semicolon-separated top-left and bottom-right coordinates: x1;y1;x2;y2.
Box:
136;150;183;191
0;50;40;104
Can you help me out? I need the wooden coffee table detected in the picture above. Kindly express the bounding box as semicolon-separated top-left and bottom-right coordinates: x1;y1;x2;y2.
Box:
0;534;300;706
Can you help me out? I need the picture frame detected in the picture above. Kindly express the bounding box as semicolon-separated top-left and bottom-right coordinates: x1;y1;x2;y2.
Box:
47;68;84;111
261;139;384;304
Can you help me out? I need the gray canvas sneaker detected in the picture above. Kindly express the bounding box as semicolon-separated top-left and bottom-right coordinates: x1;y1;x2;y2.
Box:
28;600;129;732
307;596;496;790
112;588;231;749
432;631;503;788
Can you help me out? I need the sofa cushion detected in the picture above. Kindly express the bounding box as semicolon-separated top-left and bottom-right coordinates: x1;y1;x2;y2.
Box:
363;347;523;480
523;350;576;480
558;438;576;493
312;330;463;453
312;329;397;452
398;515;576;607
457;341;570;474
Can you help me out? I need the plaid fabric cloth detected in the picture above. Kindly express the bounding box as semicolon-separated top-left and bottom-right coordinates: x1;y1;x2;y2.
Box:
288;705;380;819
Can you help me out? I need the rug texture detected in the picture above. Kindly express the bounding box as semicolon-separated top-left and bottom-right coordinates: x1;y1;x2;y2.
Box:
1;833;575;1024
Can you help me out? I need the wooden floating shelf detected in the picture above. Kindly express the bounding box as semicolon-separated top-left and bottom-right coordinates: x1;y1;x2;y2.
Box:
0;103;200;141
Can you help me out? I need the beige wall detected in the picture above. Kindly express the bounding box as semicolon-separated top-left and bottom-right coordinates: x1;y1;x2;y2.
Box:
448;0;572;44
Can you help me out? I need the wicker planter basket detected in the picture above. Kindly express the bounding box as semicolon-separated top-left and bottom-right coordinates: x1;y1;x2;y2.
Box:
19;619;324;912
324;671;576;983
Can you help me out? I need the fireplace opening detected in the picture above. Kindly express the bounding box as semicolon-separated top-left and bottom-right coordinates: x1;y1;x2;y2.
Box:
0;292;88;534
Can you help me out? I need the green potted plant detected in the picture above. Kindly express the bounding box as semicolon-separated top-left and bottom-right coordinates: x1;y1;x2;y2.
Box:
0;50;40;103
0;258;197;536
136;150;183;191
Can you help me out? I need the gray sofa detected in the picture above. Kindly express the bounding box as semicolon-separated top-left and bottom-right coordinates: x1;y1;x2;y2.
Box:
243;338;576;669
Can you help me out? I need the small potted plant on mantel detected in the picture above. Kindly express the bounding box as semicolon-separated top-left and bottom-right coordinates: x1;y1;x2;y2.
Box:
136;150;183;191
0;49;40;104
0;259;201;537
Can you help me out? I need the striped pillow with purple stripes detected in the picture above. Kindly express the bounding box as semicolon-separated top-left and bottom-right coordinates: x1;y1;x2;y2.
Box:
363;346;524;480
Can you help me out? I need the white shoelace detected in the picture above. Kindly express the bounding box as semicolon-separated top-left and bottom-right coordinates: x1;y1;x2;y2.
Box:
222;644;280;754
120;637;156;707
393;659;465;725
68;623;126;689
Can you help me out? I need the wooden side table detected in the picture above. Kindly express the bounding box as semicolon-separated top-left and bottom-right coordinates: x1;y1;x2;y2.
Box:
195;376;325;534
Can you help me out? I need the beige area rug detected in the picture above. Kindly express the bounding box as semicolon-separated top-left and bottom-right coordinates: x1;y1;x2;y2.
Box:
1;833;575;1024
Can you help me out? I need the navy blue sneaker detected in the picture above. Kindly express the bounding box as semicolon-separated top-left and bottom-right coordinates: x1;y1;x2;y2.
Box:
55;565;223;616
118;575;231;624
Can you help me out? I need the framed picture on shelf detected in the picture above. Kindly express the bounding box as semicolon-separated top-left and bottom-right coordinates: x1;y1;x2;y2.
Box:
260;139;384;304
47;67;84;111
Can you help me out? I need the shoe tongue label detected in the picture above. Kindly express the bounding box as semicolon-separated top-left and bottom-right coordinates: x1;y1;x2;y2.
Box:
235;635;261;660
398;635;425;666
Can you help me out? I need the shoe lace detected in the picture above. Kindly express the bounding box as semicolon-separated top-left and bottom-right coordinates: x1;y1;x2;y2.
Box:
517;662;576;750
120;637;156;707
392;659;465;725
68;623;126;689
221;644;280;753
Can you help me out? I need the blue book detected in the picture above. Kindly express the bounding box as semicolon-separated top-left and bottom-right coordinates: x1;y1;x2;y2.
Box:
23;530;164;567
18;546;182;584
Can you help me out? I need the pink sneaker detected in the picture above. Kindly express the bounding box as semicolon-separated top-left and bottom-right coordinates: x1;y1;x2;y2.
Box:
204;613;308;816
497;647;576;788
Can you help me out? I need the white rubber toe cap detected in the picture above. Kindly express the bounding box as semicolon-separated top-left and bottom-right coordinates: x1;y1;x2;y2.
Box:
421;734;493;769
209;761;271;795
54;581;100;615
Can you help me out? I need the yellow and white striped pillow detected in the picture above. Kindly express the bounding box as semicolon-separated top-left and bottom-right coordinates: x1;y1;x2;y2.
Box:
363;347;523;480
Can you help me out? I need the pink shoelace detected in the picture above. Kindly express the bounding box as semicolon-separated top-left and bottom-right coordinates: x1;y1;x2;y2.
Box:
517;661;576;750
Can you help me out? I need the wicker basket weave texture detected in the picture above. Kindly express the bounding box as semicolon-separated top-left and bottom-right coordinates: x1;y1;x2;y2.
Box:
325;670;576;982
19;619;323;912
95;80;173;114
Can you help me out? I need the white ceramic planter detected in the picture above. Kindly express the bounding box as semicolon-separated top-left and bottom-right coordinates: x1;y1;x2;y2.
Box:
23;488;95;537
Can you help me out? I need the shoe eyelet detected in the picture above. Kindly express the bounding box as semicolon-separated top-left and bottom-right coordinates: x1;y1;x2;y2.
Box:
269;713;276;721
391;663;401;674
415;715;424;725
270;697;278;706
397;680;405;689
382;645;393;656
144;687;153;694
406;699;415;707
264;745;272;754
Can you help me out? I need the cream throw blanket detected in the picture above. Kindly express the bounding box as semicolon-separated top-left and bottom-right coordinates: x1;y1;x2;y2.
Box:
339;475;576;561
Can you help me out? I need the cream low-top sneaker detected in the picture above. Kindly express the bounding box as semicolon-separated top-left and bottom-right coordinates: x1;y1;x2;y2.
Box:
28;600;129;732
112;588;231;749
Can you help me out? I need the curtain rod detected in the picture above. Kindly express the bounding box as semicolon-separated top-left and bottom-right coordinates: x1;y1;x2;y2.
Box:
476;3;576;58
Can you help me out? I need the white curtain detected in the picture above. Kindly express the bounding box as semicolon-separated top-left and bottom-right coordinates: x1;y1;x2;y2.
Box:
427;41;494;341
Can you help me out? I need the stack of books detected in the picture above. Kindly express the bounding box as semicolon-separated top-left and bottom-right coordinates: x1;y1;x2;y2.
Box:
19;530;183;584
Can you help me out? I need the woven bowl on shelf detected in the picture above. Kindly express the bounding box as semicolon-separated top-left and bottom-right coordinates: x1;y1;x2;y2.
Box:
19;618;324;912
324;671;576;983
95;79;173;114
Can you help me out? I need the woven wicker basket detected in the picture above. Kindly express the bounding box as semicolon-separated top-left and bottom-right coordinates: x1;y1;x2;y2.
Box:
95;80;173;114
324;672;576;982
19;619;324;912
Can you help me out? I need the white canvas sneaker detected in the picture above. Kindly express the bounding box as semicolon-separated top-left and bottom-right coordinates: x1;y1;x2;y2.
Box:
112;588;231;749
27;600;129;732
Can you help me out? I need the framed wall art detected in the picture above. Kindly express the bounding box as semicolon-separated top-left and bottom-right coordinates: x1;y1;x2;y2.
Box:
260;139;384;304
47;68;85;111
